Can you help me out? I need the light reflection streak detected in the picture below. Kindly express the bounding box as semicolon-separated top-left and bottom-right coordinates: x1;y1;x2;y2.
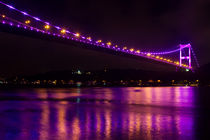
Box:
128;112;135;139
146;113;152;140
39;102;49;140
45;87;194;140
96;110;102;139
155;114;161;134
0;87;195;140
85;111;90;140
57;102;68;139
135;114;141;135
72;117;81;140
144;87;153;104
105;110;111;139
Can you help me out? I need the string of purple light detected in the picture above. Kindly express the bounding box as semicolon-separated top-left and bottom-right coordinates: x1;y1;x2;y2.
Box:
0;1;192;69
0;0;184;55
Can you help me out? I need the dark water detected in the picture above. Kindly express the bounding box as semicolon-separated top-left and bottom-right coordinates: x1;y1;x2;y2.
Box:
0;87;210;140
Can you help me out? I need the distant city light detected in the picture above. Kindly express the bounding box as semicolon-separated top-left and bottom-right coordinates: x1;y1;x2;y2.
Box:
123;46;127;50
87;37;91;40
130;48;134;52
136;50;140;53
107;42;111;46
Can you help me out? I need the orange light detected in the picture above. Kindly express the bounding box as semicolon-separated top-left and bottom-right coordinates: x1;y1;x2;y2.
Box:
107;42;111;46
123;46;127;50
136;50;140;53
156;56;160;59
97;40;102;43
2;15;6;18
61;29;66;34
25;20;31;24
130;48;134;52
87;37;91;40
115;45;118;48
147;53;151;56
75;33;80;37
44;24;50;29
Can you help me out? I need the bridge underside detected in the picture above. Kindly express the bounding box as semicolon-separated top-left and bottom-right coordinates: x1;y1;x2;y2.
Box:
0;24;183;77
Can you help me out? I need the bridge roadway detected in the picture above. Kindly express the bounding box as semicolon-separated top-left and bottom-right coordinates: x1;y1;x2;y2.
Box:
0;23;186;77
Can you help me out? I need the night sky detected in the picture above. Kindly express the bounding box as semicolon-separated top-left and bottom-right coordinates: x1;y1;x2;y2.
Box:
0;0;210;77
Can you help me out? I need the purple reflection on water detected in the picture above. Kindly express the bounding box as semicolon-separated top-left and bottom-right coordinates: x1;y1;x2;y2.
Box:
0;87;201;140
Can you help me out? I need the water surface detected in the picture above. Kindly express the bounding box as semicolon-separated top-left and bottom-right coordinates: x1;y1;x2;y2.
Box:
0;87;209;140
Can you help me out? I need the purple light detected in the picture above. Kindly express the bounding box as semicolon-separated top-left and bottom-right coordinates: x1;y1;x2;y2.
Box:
33;17;40;21
21;11;28;15
0;0;194;69
7;5;15;9
55;26;61;29
179;44;192;68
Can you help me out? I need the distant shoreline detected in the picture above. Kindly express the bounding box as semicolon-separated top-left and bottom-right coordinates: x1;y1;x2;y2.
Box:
0;85;203;90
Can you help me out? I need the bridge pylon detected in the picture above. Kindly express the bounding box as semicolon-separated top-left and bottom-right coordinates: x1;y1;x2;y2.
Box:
179;44;191;68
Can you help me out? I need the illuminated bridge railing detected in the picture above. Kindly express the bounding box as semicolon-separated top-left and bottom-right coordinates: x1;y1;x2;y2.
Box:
0;1;193;69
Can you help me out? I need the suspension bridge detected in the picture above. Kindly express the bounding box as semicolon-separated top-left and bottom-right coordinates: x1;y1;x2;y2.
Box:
0;1;199;70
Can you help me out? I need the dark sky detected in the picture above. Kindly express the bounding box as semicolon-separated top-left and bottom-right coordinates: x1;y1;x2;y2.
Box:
0;0;210;76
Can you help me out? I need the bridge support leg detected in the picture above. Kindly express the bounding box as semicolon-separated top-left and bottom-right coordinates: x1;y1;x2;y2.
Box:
179;44;191;68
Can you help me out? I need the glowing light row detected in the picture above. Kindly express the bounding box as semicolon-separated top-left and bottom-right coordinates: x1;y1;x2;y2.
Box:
0;0;185;56
0;1;192;69
0;16;191;69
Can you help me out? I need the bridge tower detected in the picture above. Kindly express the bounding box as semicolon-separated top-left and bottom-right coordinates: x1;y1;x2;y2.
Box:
179;44;191;68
